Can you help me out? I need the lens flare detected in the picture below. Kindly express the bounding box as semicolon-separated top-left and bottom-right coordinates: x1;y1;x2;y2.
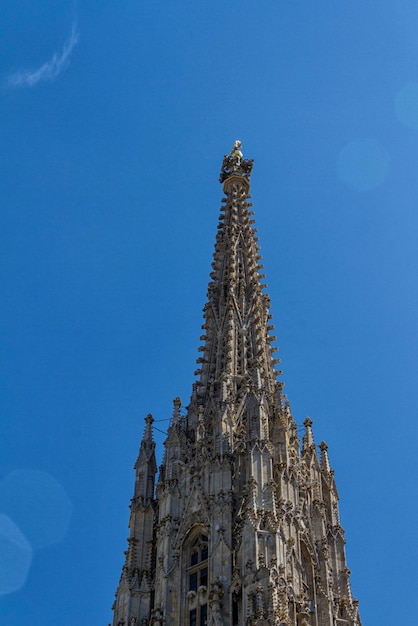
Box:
0;470;73;550
395;81;418;130
337;140;389;191
0;514;32;595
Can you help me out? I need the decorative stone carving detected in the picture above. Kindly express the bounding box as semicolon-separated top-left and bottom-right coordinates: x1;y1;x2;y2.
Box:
150;605;163;625
219;142;254;183
209;578;224;626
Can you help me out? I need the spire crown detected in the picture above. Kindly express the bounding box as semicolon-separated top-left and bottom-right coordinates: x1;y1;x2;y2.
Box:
219;140;254;183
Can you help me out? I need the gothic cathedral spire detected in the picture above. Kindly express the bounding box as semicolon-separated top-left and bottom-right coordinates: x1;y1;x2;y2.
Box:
111;144;361;626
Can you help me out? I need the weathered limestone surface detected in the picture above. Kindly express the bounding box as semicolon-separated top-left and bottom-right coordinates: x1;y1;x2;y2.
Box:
111;144;361;626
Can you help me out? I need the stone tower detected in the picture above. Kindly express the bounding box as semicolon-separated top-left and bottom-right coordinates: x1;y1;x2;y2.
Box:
111;143;361;626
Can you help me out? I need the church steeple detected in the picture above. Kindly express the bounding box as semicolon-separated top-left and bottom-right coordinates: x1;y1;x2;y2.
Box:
192;141;281;406
111;144;361;626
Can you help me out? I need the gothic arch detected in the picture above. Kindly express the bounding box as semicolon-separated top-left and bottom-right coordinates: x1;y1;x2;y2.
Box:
299;541;315;620
181;527;210;626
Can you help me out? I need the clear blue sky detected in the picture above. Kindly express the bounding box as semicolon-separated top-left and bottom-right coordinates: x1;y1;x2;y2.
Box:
1;1;417;624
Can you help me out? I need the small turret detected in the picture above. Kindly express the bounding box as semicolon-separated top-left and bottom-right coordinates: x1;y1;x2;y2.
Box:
134;414;157;501
112;416;157;626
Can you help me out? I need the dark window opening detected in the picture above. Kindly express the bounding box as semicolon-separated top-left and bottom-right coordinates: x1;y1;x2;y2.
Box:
187;533;209;626
190;608;197;626
200;567;208;588
232;598;239;625
189;572;198;592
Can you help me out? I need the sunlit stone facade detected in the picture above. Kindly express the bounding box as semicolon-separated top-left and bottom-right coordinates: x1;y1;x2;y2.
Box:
111;145;361;626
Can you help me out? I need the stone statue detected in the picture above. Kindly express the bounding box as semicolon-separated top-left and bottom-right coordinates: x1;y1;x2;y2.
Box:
209;578;224;625
211;604;223;626
150;605;163;625
209;577;223;602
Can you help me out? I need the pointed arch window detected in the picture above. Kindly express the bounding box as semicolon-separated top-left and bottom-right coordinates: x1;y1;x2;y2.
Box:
300;542;315;616
187;533;208;626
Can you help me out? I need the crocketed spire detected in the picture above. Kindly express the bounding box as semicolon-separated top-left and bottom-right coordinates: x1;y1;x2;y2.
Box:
193;142;282;411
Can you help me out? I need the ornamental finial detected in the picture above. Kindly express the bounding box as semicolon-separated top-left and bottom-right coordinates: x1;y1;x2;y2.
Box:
230;140;243;161
219;140;254;183
143;413;154;444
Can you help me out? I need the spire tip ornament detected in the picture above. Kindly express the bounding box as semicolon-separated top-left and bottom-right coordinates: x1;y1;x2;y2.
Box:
230;139;243;160
219;140;254;183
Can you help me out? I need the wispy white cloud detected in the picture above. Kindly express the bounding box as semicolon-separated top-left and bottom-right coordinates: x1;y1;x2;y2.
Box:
8;24;79;88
